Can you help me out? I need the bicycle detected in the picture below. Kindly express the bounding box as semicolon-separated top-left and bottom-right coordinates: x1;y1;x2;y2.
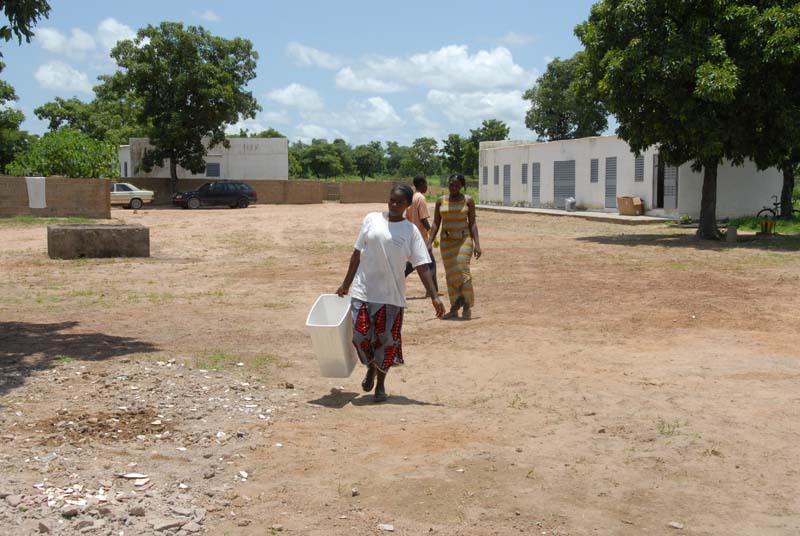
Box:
757;195;800;219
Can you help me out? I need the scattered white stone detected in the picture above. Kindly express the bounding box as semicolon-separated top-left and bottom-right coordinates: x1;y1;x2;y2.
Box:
238;471;248;480
378;523;395;532
668;521;684;530
274;443;283;448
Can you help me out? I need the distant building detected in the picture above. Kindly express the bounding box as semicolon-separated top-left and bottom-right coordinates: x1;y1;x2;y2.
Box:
118;137;289;181
479;135;782;219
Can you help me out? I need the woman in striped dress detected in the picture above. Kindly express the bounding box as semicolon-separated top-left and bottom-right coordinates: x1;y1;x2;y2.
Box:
427;174;482;319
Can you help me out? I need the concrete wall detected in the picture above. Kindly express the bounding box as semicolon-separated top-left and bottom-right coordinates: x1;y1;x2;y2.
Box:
479;136;782;218
0;176;110;218
479;136;657;211
118;178;325;205
119;145;131;178
340;181;399;204
125;137;289;180
677;161;783;219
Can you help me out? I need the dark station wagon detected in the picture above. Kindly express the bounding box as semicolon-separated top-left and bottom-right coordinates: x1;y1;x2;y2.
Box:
172;181;257;209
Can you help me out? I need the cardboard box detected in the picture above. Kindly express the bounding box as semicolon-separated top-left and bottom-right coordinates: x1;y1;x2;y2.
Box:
617;196;644;216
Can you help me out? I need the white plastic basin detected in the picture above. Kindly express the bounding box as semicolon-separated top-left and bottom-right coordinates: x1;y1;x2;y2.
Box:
306;294;358;378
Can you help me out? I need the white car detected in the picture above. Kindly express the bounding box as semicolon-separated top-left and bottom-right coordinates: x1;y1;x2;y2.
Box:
110;182;155;209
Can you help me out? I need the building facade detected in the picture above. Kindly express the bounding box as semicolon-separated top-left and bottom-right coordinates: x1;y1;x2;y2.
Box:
479;136;782;219
118;137;289;181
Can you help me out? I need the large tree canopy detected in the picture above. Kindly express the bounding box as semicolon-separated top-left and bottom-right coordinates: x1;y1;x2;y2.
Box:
576;0;789;238
523;52;607;141
0;0;50;49
7;128;117;178
106;22;260;186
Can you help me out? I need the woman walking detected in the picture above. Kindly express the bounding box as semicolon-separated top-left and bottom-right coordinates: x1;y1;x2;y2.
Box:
337;184;444;402
427;174;482;319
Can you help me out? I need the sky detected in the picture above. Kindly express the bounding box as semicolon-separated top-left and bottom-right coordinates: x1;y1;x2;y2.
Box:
2;0;601;146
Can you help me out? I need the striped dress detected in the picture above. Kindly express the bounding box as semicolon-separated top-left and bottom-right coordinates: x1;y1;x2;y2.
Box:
439;196;474;307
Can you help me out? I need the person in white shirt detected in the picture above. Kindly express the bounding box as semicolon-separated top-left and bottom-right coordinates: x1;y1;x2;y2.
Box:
337;184;444;402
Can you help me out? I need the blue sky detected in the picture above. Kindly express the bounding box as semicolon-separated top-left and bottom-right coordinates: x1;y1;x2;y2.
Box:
2;0;599;145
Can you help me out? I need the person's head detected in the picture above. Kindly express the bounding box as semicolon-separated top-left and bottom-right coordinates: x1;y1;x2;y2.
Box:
412;175;428;194
388;184;414;220
448;173;466;195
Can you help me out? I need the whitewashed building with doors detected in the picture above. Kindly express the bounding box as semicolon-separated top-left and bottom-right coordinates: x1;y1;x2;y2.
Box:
118;137;289;180
479;136;782;219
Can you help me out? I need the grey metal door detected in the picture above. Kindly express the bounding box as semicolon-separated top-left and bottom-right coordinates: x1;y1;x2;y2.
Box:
502;164;511;206
553;160;575;209
664;165;678;210
605;156;617;208
531;162;541;207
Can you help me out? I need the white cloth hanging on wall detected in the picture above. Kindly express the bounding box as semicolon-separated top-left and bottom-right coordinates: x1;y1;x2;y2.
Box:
25;177;47;208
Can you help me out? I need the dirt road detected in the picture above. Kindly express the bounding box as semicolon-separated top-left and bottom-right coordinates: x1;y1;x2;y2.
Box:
1;204;799;535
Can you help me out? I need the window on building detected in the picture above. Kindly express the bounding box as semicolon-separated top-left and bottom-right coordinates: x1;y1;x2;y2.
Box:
590;158;599;183
482;166;488;185
634;155;645;181
521;163;528;185
206;162;221;177
123;162;128;177
493;165;499;185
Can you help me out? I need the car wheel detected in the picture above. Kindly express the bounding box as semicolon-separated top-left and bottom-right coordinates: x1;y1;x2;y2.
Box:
187;198;201;209
236;197;249;209
129;198;143;210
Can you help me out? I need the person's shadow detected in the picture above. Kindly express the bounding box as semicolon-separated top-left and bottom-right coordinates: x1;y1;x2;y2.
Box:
307;388;443;408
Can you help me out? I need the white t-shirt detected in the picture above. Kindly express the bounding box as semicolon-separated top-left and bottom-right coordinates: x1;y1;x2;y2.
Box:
350;212;431;308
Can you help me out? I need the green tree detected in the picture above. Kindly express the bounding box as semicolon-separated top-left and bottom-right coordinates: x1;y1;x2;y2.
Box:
106;22;260;190
332;138;354;175
300;140;343;178
352;142;384;180
401;137;440;176
463;119;510;175
255;128;286;138
385;141;410;176
576;1;778;238
1;0;50;50
0;62;32;172
7;128;117;178
441;133;466;174
523;53;607;141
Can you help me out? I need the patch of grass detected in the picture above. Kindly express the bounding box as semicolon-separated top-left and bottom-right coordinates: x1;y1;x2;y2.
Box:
0;215;96;227
655;417;683;436
193;350;235;371
56;355;74;364
729;216;800;235
192;350;289;373
508;393;528;410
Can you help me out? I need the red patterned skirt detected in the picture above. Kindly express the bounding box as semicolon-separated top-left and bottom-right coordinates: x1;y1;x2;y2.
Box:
350;298;404;373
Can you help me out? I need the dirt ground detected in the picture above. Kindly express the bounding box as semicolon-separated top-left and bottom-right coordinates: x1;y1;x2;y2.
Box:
1;203;799;536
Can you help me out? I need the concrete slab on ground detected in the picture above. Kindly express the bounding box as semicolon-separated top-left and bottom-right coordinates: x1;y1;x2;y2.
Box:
477;205;676;225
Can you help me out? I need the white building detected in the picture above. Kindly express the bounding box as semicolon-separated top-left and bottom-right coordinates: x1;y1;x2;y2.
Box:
479;136;782;219
118;137;289;180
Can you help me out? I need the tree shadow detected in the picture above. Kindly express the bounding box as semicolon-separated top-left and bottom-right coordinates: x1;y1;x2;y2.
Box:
576;233;800;252
307;389;443;408
0;321;159;399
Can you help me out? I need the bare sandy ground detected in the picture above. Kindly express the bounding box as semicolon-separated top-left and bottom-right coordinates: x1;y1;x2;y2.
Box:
1;203;799;535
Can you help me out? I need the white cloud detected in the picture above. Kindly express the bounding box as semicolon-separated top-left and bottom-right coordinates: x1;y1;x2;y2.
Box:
335;67;404;93
195;10;222;22
426;89;529;128
297;124;331;141
267;83;324;111
224;118;267;136
263;110;291;125
36;27;95;58
543;56;554;65
337;45;535;93
499;32;535;47
407;103;439;130
34;61;93;94
287;42;344;70
345;97;403;131
96;18;136;52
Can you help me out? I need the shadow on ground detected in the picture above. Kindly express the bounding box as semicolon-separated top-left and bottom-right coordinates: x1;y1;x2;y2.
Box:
577;233;800;252
0;321;158;398
307;389;443;408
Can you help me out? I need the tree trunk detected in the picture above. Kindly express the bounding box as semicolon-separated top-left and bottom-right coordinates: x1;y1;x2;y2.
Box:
169;159;178;194
696;162;720;239
779;164;795;220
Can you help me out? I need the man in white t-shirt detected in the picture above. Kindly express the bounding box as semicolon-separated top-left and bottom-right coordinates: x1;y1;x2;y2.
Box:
337;184;444;402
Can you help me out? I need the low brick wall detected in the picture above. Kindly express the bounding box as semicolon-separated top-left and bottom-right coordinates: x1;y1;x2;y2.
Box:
120;178;324;205
48;223;150;259
285;181;325;204
339;181;400;204
0;176;110;219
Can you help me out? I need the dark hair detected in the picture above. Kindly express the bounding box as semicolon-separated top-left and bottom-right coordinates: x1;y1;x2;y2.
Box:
449;173;466;190
392;183;414;204
412;175;427;189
